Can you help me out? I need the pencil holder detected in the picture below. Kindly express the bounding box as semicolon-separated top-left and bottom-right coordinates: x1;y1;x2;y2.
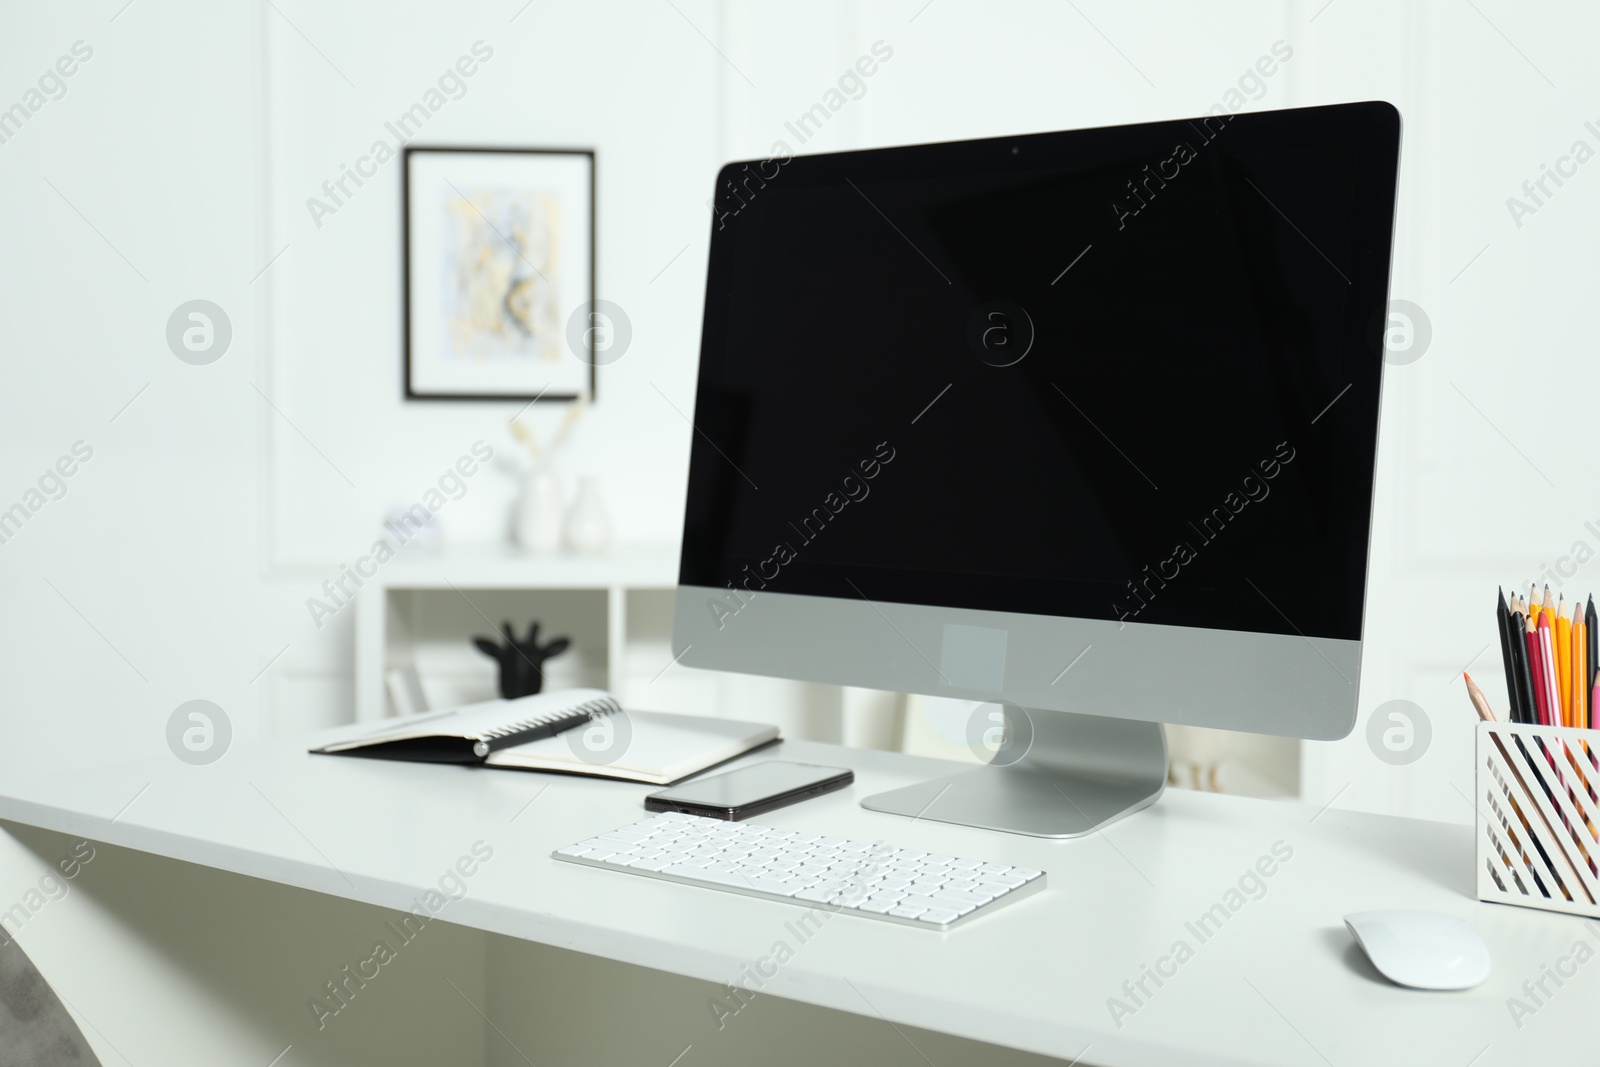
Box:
1475;720;1600;917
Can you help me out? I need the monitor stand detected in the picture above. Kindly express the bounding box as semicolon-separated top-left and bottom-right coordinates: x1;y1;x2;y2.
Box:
860;705;1167;838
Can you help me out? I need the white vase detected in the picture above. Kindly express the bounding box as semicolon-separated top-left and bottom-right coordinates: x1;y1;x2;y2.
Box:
515;463;564;554
563;476;612;556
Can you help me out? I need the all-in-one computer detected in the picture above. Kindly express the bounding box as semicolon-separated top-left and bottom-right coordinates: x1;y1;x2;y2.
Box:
673;101;1401;838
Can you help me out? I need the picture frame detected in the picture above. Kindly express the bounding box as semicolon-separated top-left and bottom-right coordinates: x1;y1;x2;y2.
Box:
403;146;597;402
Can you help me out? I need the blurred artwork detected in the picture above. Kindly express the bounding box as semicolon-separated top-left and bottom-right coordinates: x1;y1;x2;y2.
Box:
443;188;563;362
405;148;594;400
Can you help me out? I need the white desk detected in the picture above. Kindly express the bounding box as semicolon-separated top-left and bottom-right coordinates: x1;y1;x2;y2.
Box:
0;736;1588;1066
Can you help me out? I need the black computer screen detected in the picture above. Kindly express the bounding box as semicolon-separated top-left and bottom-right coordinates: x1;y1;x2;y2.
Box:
680;103;1399;641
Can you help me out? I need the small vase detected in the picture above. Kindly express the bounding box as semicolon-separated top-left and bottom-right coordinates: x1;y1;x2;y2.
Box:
563;476;612;556
515;463;564;554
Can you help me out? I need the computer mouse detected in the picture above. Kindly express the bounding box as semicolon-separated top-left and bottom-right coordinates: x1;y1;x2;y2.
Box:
1343;910;1491;991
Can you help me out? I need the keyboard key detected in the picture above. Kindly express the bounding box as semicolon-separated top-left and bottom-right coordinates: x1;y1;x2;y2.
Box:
926;896;977;916
554;844;590;857
594;836;646;851
795;885;842;903
858;897;901;914
630;855;676;871
890;903;929;919
613;852;662;867
916;907;960;925
978;864;1012;877
948;858;981;871
937;888;997;906
606;829;651;843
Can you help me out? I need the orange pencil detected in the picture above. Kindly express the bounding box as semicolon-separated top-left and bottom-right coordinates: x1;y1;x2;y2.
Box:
1574;602;1588;730
1556;595;1572;726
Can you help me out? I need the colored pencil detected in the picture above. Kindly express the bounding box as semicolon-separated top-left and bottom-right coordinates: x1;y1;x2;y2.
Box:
1574;602;1587;730
1497;588;1522;723
1556;595;1573;726
1464;672;1496;722
1588;594;1598;727
1528;613;1552;726
1510;604;1537;724
1540;610;1561;728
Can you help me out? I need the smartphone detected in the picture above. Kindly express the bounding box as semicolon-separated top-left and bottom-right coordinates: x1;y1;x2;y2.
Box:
645;761;854;820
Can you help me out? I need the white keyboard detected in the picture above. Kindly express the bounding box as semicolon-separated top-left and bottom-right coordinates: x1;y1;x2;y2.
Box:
551;812;1046;930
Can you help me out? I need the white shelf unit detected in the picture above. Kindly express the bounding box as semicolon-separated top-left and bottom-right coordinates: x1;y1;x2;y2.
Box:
354;545;687;722
352;544;905;747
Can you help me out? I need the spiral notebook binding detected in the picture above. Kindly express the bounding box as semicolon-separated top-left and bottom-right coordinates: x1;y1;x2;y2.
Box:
475;695;622;744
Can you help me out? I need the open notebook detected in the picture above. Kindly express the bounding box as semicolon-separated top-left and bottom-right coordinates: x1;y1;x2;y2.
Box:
311;689;617;764
311;688;778;783
490;709;779;784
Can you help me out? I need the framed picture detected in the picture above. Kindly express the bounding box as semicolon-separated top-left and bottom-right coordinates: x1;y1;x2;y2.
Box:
403;147;596;401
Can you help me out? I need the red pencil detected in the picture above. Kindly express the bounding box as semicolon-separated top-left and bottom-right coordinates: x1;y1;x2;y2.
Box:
1528;615;1552;726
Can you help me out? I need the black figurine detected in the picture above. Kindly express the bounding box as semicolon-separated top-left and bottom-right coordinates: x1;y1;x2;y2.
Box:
472;621;571;699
